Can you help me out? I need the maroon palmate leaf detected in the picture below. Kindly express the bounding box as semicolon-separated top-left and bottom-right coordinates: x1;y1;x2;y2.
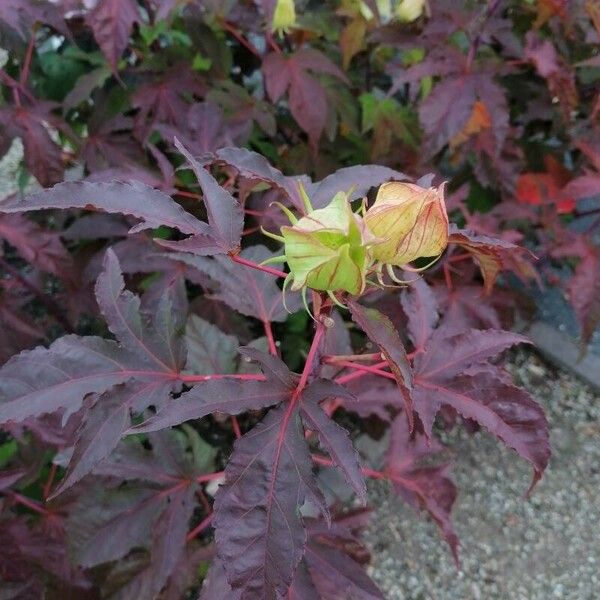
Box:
127;368;292;434
51;382;172;496
345;378;402;421
199;558;241;600
0;104;64;187
0;251;185;427
419;74;478;157
0;179;207;236
0;213;73;280
565;244;600;349
433;283;501;333
413;328;529;383
80;114;144;174
66;432;199;597
132;66;206;136
387;45;464;97
385;416;458;563
448;228;538;293
348;301;414;429
0;515;91;597
301;518;384;600
213;146;302;207
301;380;365;503
157;138;243;255
207;81;276;137
524;32;578;120
87;0;140;71
263;48;347;148
96;249;186;370
308;164;408;211
0;336;133;424
400;277;439;352
419;71;509;158
156;101;242;158
171;245;298;322
412;323;549;485
0;0;68;39
213;402;326;600
185;314;238;374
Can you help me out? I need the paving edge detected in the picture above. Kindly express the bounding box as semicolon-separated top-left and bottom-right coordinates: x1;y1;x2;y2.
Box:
527;320;600;393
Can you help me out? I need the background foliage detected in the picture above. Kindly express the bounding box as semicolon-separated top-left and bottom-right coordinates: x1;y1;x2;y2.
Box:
0;0;597;598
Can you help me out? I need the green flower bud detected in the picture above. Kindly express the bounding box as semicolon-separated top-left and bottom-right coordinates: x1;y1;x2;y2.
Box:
365;181;449;266
271;0;296;34
395;0;426;22
281;191;372;295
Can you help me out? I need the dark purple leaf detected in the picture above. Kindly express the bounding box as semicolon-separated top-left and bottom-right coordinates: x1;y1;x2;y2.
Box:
87;0;140;71
0;105;64;187
171;245;299;322
0;213;73;279
348;301;414;429
417;373;550;487
309;165;408;210
400;277;439;352
0;252;185;425
414;328;529;382
199;558;241;600
263;48;347;148
305;540;384;600
419;75;478;157
96;249;186;372
51;382;172;496
0;180;208;236
185;315;238;375
565;244;600;348
0;336;133;424
128;377;290;434
161;138;243;255
386;416;458;563
213;403;323;599
301;380;365;502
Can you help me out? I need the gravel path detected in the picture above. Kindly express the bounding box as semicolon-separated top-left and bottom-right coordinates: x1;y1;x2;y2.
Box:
365;350;600;599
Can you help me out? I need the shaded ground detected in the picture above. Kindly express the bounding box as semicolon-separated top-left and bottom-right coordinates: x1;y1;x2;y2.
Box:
365;350;600;599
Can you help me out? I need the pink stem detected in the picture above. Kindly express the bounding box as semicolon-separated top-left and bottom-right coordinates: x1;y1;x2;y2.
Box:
231;416;242;439
334;360;390;385
263;320;278;356
294;320;327;398
230;254;287;278
20;33;35;87
333;360;396;380
196;472;224;484
222;21;262;58
43;464;58;500
6;492;49;515
323;352;382;363
443;263;453;292
186;513;214;542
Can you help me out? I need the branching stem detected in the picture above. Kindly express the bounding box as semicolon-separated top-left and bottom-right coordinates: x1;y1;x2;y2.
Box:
230;254;287;278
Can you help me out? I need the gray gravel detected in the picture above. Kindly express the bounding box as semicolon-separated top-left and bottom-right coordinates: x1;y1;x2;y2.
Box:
0;138;24;199
365;350;600;599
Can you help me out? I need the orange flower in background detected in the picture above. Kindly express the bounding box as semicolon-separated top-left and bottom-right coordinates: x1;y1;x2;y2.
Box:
450;100;492;150
515;155;575;214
